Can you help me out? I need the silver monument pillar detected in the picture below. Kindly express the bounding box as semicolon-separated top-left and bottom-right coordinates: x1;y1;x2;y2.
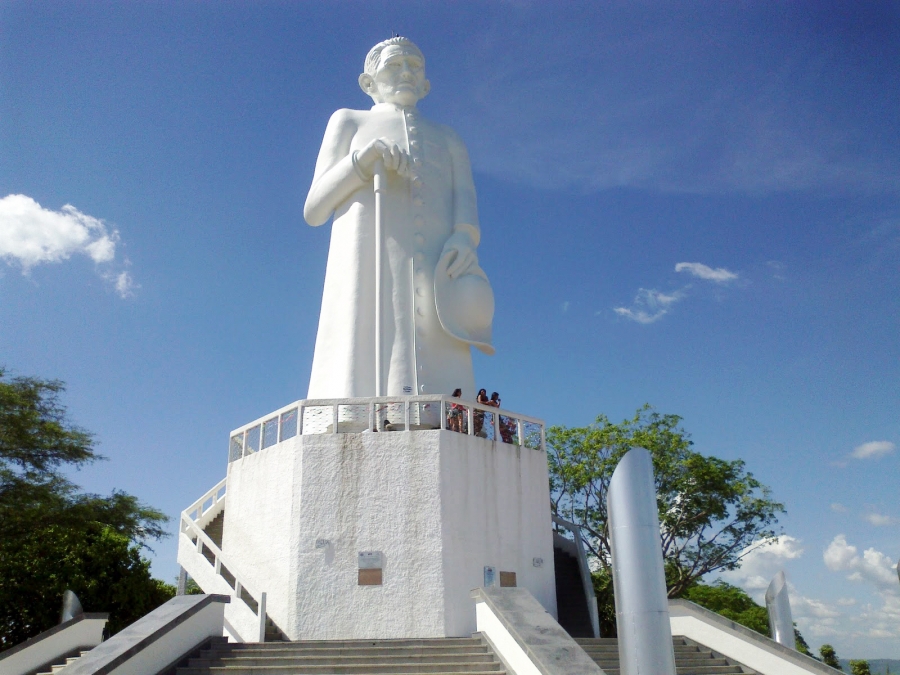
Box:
608;447;677;675
765;570;795;649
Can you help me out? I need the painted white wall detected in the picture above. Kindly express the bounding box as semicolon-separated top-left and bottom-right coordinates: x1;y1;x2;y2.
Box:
103;602;224;675
475;602;542;675
221;429;555;639
0;616;106;675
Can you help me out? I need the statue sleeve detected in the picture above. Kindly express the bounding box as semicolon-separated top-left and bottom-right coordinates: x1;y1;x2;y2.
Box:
304;110;366;227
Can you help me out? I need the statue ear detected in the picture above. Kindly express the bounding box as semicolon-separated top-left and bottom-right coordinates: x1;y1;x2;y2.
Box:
358;73;375;96
421;78;431;99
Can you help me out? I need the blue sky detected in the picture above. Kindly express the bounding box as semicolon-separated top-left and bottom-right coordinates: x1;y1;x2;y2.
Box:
2;1;898;660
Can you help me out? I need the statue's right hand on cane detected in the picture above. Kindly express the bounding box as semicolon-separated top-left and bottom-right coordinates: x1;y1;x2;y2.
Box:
352;138;409;180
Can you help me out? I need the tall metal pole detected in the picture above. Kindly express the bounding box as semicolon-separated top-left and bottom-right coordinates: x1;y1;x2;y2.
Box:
608;447;677;675
373;159;386;397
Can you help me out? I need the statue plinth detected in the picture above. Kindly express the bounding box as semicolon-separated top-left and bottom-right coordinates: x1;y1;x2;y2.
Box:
211;407;555;639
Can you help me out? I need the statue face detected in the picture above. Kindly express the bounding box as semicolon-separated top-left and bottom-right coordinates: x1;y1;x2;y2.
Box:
367;44;430;106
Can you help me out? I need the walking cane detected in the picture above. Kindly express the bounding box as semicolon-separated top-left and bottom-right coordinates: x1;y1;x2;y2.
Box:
373;158;386;399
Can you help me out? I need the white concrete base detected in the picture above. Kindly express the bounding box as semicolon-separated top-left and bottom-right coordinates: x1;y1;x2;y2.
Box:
221;429;556;640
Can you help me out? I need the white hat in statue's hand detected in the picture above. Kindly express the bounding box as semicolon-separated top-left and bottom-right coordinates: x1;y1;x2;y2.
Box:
434;254;495;355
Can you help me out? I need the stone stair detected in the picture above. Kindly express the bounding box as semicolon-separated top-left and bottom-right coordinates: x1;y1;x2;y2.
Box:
553;545;593;637
36;649;92;675
575;636;757;674
174;636;506;675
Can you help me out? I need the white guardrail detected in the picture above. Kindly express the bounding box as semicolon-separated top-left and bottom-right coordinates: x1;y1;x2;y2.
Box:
227;395;546;464
180;479;268;642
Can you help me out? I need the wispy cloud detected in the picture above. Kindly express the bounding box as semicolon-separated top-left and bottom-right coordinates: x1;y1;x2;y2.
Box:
863;512;898;527
675;262;738;283
453;14;900;196
718;535;804;593
0;194;136;298
561;301;570;313
831;503;848;513
850;440;895;460
614;288;685;324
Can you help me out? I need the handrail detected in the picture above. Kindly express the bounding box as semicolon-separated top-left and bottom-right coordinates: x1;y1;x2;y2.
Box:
228;395;546;463
552;515;601;638
181;488;268;642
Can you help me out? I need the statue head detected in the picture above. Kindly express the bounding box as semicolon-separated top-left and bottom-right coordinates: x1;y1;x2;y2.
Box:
359;37;430;107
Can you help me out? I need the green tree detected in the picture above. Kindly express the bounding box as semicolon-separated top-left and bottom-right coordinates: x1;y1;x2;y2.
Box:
547;405;785;597
849;660;871;675
0;369;172;648
682;581;770;635
819;644;842;670
795;628;815;657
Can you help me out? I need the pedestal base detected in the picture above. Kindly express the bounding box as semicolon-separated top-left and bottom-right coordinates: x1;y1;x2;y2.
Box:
220;428;556;640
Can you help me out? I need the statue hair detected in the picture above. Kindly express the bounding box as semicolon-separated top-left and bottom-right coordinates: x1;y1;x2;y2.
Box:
364;37;424;76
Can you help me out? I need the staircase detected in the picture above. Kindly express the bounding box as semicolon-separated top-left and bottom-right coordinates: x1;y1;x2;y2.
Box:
173;637;506;675
553;545;593;637
36;649;92;674
575;636;757;674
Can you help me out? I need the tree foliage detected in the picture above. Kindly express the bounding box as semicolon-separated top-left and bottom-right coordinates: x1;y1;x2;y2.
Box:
682;581;770;635
0;369;173;649
547;405;785;597
849;661;872;675
820;644;842;670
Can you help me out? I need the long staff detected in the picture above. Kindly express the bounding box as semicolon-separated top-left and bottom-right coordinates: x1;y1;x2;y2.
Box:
373;158;386;398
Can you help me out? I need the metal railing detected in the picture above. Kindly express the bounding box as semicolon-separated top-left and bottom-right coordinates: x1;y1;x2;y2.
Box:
228;395;546;463
180;479;268;642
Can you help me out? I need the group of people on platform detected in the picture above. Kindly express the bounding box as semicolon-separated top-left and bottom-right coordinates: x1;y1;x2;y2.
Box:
447;388;516;443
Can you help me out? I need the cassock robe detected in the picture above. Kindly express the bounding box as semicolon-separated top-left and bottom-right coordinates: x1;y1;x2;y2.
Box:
304;102;492;401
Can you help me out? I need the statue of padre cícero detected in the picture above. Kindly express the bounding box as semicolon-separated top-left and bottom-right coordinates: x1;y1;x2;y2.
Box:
304;37;494;402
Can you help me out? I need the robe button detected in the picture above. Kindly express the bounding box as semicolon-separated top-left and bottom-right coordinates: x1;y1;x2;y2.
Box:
414;252;424;263
413;197;424;206
416;286;425;297
414;215;425;226
410;140;419;148
409;126;418;133
414;233;425;245
413;157;421;165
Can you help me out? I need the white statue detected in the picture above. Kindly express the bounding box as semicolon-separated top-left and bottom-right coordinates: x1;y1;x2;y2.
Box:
304;37;494;401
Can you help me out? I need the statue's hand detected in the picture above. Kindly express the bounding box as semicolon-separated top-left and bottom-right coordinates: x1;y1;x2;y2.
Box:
440;230;478;280
354;138;409;178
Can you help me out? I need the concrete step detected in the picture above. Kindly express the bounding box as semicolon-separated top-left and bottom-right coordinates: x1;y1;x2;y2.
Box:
176;636;504;675
177;666;503;675
200;647;494;659
189;654;499;668
574;637;756;675
219;638;486;650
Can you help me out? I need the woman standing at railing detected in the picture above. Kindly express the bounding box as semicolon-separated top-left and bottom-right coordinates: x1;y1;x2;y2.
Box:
474;388;489;437
448;388;465;433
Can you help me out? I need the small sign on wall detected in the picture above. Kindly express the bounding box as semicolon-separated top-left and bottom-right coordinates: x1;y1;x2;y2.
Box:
499;571;517;587
358;551;383;586
483;566;496;587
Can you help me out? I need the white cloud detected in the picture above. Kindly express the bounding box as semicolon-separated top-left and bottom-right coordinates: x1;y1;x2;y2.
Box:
0;194;118;268
824;535;898;592
114;271;137;299
718;535;805;595
0;194;136;298
850;440;895;460
675;262;738;283
831;503;848;513
614;288;685;324
561;301;570;313
864;512;898;527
